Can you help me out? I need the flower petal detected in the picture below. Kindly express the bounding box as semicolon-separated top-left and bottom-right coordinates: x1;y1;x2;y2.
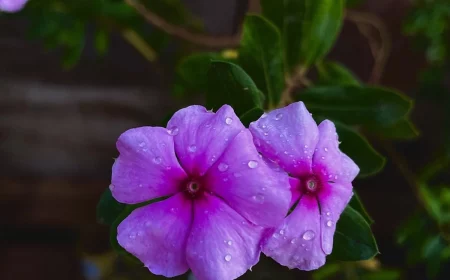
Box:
111;127;188;204
312;120;359;184
263;195;325;271
186;194;263;280
0;0;28;12
249;102;319;177
167;105;245;176
289;177;302;209
117;193;192;277
318;182;353;254
204;130;291;227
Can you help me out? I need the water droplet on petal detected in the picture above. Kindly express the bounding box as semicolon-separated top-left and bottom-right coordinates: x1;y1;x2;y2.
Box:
248;160;258;168
145;221;151;227
334;175;338;180
326;212;331;216
327;220;334;227
261;113;268;119
153;156;162;164
252;194;265;203
109;184;115;191
304;145;308;148
188;145;197;153
233;172;242;178
273;233;280;238
283;151;288;155
129;233;136;239
167;126;179;136
291;238;297;244
137;231;144;237
227;240;232;246
223;178;229;182
264;132;268;136
302;230;315;240
275;113;283;120
279;229;284;235
139;142;146;147
218;163;229;172
224;254;232;262
321;156;325;160
324;147;328;152
225;117;233;125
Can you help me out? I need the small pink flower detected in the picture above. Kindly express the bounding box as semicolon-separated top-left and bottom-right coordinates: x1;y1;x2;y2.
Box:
111;105;291;280
249;102;359;271
0;0;28;13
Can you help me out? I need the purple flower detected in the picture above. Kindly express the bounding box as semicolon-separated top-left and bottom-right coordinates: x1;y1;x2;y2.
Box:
0;0;28;13
249;102;359;271
110;105;291;280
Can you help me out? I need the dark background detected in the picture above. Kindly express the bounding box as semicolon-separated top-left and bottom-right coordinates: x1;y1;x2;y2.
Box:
0;0;445;279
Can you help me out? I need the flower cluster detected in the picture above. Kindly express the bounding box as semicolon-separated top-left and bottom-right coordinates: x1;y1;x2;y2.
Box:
110;102;359;280
0;0;28;13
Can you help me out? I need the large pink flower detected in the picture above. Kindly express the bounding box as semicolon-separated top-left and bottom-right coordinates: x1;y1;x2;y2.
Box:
0;0;28;12
111;105;291;280
249;102;359;271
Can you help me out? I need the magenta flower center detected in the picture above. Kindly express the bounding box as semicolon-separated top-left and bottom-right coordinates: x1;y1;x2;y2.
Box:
184;178;206;199
187;181;201;193
301;175;321;195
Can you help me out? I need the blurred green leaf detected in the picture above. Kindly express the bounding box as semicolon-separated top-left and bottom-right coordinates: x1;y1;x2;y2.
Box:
329;206;379;261
311;263;341;280
240;107;265;127
346;0;366;8
361;269;401;280
298;86;413;127
335;122;386;177
260;0;284;30
419;183;443;223
96;188;126;226
316;61;360;86
174;53;223;96
283;0;345;72
239;15;285;107
349;192;374;225
94;28;109;56
206;61;264;116
370;118;419;140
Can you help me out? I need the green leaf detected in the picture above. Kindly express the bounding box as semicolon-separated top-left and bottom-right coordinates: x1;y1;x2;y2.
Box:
312;263;341;280
361;269;401;280
329;206;379;261
96;188;125;226
240;107;265;127
174;53;222;96
260;0;284;30
284;0;345;72
419;183;443;223
349;192;374;225
316;61;360;86
335;122;386;177
239;15;285;107
370;118;420;140
298;85;413;127
94;28;109;56
206;61;264;116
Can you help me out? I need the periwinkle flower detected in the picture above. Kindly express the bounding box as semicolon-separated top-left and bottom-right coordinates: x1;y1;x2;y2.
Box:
0;0;28;13
110;105;291;280
249;102;359;271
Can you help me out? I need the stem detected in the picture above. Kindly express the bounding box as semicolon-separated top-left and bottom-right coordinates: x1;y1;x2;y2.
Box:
121;29;157;62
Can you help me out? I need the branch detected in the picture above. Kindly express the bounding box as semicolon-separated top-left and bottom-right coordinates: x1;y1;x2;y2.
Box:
125;0;240;48
345;10;391;84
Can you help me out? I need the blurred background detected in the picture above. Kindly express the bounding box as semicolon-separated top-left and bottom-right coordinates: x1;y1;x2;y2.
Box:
1;0;450;279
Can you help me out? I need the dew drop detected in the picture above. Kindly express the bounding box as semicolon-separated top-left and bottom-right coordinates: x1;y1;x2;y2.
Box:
283;151;288;155
321;156;325;160
153;156;162;164
224;254;232;262
279;229;285;235
109;184;115;191
139;142;146;147
334;175;338;180
145;221;151;227
327;220;334;227
167;126;179;136
252;194;265;203
233;172;242;178
273;233;280;238
225;117;233;125
129;233;136;239
264;132;269;136
291;238;297;244
326;212;331;216
248;160;258;169
324;147;328;152
301;244;305;247
302;230;315;241
275;113;283;120
137;231;144;237
188;145;197;153
304;145;308;148
218;163;229;172
223;178;229;182
227;240;232;246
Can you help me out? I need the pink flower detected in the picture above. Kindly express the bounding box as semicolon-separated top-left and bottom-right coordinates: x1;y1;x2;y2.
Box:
249;102;359;271
110;105;291;280
0;0;28;13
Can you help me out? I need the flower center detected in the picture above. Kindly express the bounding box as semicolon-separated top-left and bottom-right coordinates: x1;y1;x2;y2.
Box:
187;181;201;193
301;175;321;194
